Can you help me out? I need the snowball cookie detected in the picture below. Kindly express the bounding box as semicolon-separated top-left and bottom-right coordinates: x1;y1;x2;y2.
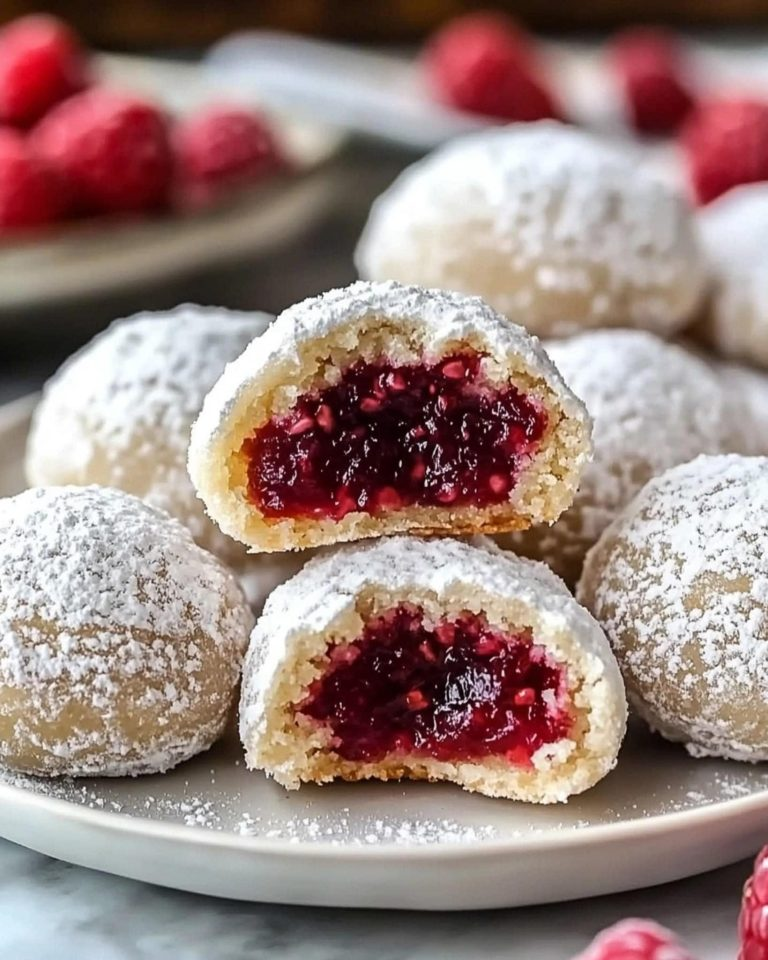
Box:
499;330;734;587
579;455;768;762
241;536;626;803
355;122;706;338
26;304;271;566
717;362;768;456
189;281;591;553
697;184;768;368
0;486;253;777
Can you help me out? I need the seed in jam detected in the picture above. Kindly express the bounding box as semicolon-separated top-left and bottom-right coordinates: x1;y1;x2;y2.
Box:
242;353;548;520
298;605;571;765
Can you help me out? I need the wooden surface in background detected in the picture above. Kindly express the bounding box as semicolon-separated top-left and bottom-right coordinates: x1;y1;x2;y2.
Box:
3;1;768;47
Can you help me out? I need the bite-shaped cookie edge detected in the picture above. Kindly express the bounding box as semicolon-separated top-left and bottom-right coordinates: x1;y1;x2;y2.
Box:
189;281;592;552
240;536;626;803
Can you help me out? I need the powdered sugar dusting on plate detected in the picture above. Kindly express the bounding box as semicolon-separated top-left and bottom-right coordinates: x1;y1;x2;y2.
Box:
3;726;767;844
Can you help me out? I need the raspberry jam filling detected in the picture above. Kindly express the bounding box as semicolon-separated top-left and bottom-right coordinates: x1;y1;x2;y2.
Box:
242;352;547;520
298;606;571;766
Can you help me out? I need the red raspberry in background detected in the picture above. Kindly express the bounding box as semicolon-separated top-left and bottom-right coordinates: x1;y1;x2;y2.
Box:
0;15;90;128
173;105;285;210
30;90;172;215
0;128;63;233
422;12;561;122
609;28;696;135
682;98;768;204
739;845;768;960
572;918;697;960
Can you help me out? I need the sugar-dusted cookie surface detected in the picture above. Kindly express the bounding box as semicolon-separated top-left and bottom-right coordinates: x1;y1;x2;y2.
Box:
0;486;253;777
500;330;734;587
716;360;768;456
189;281;591;552
579;454;768;762
356;122;706;338
26;304;271;565
240;536;626;803
697;183;768;370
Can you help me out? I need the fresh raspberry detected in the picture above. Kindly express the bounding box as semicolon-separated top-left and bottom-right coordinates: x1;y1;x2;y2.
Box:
30;90;172;215
172;105;285;209
572;919;697;960
739;845;768;960
609;28;696;135
682;98;768;204
422;13;561;122
0;128;63;233
0;15;90;128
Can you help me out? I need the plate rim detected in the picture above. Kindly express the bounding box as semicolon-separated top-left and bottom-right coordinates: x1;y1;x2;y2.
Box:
2;768;768;862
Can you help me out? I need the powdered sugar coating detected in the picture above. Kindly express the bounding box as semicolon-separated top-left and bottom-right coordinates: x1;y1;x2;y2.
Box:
241;536;625;802
0;486;253;777
699;183;768;273
192;279;587;447
503;330;733;585
26;304;271;562
579;454;768;761
242;537;619;703
697;184;768;368
356;122;706;338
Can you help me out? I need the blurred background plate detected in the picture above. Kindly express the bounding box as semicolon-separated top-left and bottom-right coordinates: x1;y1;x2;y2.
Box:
0;54;344;317
206;32;768;148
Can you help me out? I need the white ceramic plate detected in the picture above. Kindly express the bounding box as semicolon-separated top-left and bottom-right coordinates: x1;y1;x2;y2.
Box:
0;55;344;315
2;396;768;910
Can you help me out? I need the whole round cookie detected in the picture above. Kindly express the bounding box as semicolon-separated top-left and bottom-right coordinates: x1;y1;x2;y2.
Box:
499;330;733;587
0;486;253;777
26;304;271;565
697;183;768;368
578;454;768;761
355;122;706;338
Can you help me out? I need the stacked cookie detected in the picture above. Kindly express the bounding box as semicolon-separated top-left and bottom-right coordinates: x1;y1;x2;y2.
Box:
0;279;627;803
182;280;628;802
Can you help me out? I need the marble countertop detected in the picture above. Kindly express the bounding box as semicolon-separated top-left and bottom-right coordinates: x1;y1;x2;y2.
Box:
0;836;743;959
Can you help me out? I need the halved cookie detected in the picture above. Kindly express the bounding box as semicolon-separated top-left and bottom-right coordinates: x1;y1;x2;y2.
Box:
240;537;626;803
188;281;591;552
